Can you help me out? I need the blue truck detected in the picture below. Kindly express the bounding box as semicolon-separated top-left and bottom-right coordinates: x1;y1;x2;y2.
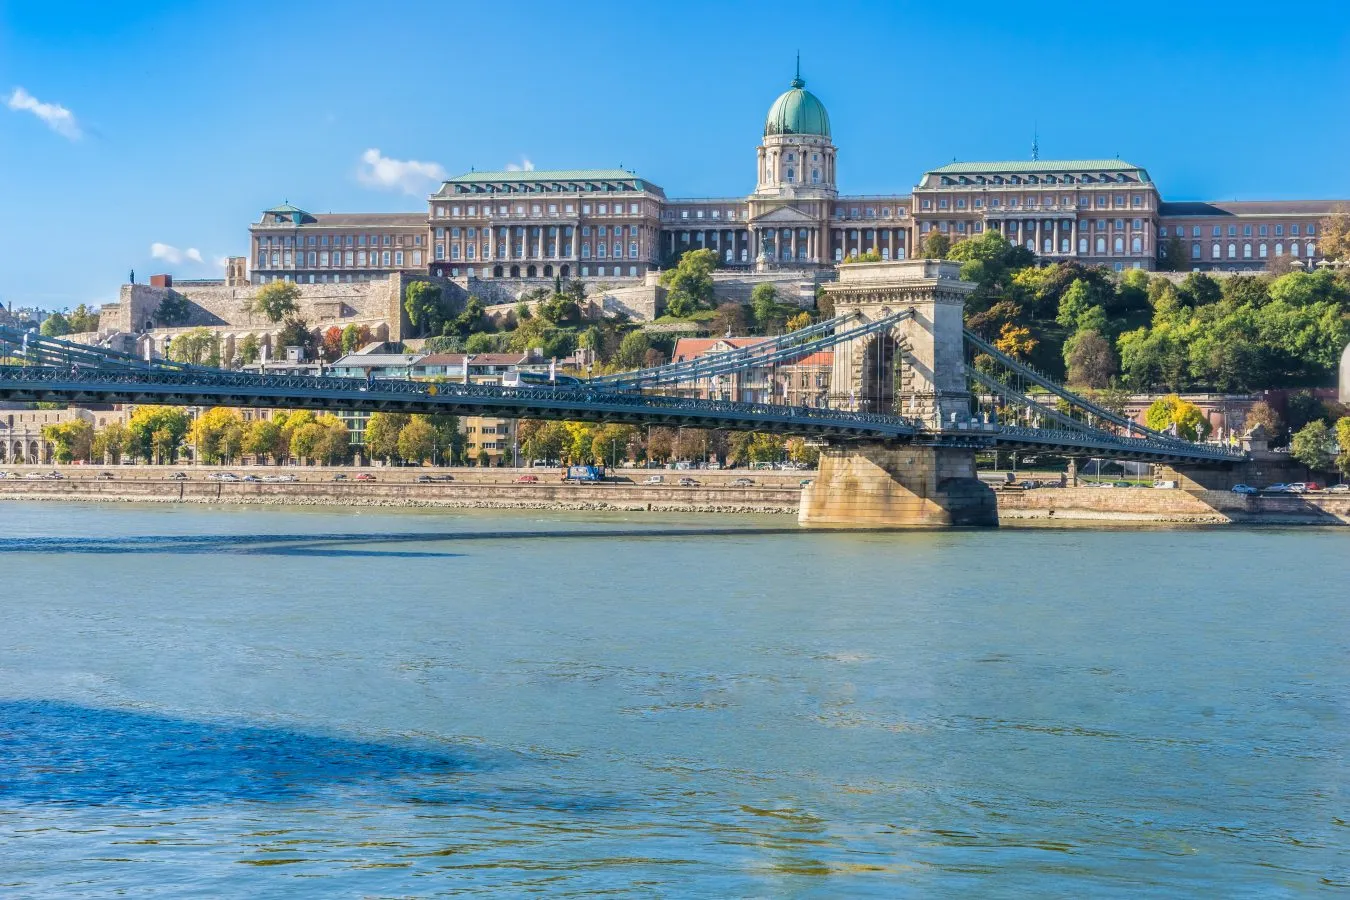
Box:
564;465;606;482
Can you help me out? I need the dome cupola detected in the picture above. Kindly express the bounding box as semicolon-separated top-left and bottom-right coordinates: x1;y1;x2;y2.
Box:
764;70;830;138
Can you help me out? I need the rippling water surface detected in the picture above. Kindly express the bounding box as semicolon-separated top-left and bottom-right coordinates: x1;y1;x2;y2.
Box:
1;501;1348;897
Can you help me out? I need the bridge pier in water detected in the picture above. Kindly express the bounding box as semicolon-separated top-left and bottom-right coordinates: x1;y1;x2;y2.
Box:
801;260;996;528
799;443;998;528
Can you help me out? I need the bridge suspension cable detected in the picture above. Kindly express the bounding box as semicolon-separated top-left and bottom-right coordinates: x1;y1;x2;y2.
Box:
598;309;915;389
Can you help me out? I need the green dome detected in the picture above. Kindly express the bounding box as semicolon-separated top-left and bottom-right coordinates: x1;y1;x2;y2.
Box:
764;76;831;138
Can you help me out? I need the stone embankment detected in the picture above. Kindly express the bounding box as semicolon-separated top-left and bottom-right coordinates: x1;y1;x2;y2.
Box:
0;467;802;514
4;466;1349;525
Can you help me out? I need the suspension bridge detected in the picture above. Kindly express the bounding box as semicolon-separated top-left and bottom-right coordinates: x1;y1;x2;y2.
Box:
0;260;1243;526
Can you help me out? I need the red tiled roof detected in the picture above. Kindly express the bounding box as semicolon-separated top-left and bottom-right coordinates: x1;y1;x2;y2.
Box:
671;337;767;362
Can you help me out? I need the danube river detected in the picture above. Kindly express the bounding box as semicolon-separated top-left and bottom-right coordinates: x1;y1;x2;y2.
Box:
2;502;1347;896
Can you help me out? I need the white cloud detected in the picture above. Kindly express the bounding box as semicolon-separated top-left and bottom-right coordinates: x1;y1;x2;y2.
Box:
504;157;535;172
357;147;447;195
150;242;206;266
213;255;230;269
6;87;82;140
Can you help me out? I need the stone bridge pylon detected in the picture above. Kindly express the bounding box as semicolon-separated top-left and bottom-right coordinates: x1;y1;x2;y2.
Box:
800;259;997;528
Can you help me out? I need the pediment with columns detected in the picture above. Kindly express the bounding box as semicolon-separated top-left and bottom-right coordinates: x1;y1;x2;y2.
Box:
749;205;820;227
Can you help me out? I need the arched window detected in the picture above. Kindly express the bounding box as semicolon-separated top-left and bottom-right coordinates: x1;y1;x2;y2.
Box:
1131;237;1142;253
1243;244;1252;258
786;167;795;182
1113;237;1124;254
1291;242;1300;256
1226;243;1236;259
1095;237;1105;253
1259;243;1268;258
1307;241;1316;257
1275;242;1284;256
1192;243;1201;259
812;169;820;184
1078;237;1087;253
1211;243;1220;258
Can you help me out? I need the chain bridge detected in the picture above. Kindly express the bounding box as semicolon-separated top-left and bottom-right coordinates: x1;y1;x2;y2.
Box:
0;260;1242;527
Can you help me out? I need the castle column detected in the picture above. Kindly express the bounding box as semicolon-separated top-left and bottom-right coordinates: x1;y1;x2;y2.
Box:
791;229;799;262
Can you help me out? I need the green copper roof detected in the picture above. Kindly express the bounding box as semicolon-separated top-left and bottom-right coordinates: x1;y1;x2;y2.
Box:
929;159;1149;177
443;168;643;183
764;76;831;138
263;203;308;214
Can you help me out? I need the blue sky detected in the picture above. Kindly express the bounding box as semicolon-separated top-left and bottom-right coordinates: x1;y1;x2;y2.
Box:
2;0;1348;311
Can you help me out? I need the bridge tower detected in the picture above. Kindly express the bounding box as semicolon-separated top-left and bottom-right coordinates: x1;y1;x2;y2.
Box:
800;259;997;528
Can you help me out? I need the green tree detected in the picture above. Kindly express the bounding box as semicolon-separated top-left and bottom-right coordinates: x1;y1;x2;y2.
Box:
127;406;190;463
1335;417;1350;477
614;331;651;370
238;333;261;365
921;232;950;259
364;412;409;463
67;304;100;333
659;248;717;317
840;249;883;263
250;281;302;323
404;281;448;336
750;282;779;325
518;420;567;464
41;419;93;463
91;421;130;463
155;291;191;326
1157;234;1187;271
40;312;71;337
397;416;436;463
169;328;221;366
449;296;488;336
341;323;370;353
1290;420;1334;472
275;317;316;359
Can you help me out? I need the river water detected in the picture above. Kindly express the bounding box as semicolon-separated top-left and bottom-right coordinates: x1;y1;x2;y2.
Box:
1;501;1347;897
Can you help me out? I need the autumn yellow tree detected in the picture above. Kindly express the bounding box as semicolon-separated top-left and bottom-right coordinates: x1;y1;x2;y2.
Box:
1318;206;1350;261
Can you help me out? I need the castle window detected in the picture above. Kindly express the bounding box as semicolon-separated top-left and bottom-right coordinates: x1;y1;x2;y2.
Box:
812;169;820;183
1227;243;1236;259
1291;224;1301;236
1275;242;1284;255
1242;244;1251;258
786;167;795;182
1192;243;1201;259
1132;237;1142;253
1259;243;1268;258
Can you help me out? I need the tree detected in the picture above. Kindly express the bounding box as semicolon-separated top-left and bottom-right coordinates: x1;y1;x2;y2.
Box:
40;313;71;337
1158;235;1188;271
815;284;834;320
127;406;190;463
41;419;93;463
404;281;448;336
840;249;882;263
91;421;130;463
321;326;343;361
921;232;950;259
397;416;436;464
1143;394;1209;441
786;311;813;332
1319;206;1350;262
155;291;191;326
242;418;283;462
364;412;409;463
1290;420;1334;473
994;323;1036;360
238;333;261;366
518;420;567;464
1064;330;1118;389
341;323;371;354
186;407;244;464
711;303;750;336
659;248;717;317
250;281;301;323
1243;400;1280;438
449;296;488;336
67;304;100;333
614;331;651;370
750;283;780;329
1336;417;1350;478
169;328;221;366
275;317;316;359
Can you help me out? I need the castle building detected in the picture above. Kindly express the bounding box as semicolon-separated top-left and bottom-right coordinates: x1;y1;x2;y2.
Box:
247;68;1342;287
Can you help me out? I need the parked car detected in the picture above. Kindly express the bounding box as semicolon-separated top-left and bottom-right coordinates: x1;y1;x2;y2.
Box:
25;472;45;479
416;474;434;483
1265;483;1289;493
1328;483;1350;493
217;472;239;482
516;475;539;484
97;472;116;480
355;473;376;482
1231;484;1258;494
643;475;664;485
167;472;188;480
332;473;347;481
241;474;261;483
46;471;65;480
1305;482;1322;492
732;477;755;486
678;477;700;486
1286;483;1308;494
